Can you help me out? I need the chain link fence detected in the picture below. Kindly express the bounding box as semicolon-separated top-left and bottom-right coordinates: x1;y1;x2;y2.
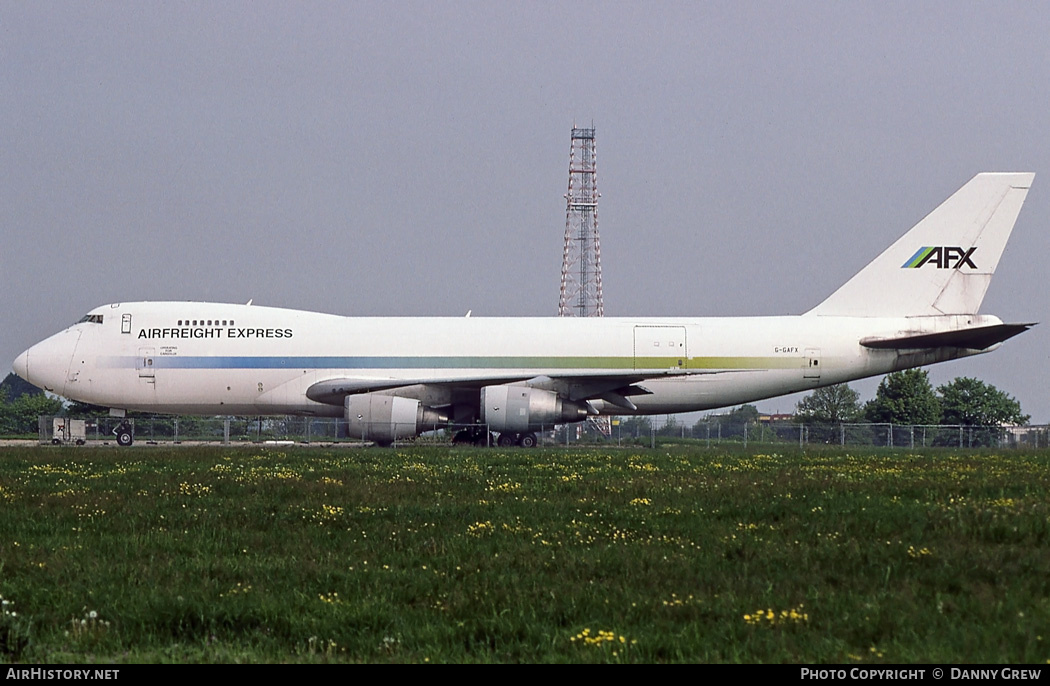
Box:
37;416;583;448
641;419;1047;449
34;415;1049;449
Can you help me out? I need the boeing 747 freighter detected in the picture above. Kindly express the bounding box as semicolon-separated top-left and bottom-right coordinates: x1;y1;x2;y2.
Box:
13;173;1035;446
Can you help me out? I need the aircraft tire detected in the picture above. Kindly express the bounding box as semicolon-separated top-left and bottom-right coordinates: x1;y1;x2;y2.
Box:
497;433;519;447
116;430;134;447
518;432;538;448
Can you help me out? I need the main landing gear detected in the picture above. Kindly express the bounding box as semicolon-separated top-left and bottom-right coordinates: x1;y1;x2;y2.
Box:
499;432;537;448
452;428;538;448
451;428;496;447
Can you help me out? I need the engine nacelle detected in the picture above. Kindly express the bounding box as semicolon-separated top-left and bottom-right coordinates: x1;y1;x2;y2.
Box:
345;394;447;445
480;385;589;432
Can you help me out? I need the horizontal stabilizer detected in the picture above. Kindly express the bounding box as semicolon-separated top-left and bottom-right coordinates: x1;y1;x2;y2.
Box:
860;323;1034;351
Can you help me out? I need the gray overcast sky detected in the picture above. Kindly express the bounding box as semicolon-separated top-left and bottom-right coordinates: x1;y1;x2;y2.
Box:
2;2;1048;419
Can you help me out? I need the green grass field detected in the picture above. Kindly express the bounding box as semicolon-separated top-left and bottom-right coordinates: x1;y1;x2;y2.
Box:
1;444;1048;663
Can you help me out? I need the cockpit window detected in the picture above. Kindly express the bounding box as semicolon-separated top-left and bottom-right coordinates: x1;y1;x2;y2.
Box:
78;314;103;324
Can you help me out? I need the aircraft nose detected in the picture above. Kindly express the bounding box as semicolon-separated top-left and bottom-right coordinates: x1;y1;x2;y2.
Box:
14;328;81;396
13;348;30;381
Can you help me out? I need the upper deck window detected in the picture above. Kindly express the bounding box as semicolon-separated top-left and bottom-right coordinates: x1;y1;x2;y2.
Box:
78;314;103;324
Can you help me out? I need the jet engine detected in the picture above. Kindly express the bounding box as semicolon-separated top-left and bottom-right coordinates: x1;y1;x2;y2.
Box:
480;385;589;432
345;394;447;445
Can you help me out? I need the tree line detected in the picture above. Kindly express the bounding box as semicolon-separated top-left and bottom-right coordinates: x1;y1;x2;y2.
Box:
0;374;64;436
794;369;1029;427
611;370;1029;445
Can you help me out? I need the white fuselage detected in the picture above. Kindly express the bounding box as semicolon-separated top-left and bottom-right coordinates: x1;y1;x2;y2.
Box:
14;301;995;418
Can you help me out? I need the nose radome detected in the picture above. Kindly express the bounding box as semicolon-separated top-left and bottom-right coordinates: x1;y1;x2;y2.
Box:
13;348;29;382
14;328;81;396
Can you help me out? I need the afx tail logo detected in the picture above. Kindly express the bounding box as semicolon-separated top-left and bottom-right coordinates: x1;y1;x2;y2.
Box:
902;246;977;269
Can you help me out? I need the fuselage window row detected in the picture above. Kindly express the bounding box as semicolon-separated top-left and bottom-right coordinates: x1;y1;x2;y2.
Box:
176;320;235;327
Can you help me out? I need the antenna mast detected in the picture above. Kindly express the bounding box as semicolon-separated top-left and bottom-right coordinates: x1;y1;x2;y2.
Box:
558;125;603;317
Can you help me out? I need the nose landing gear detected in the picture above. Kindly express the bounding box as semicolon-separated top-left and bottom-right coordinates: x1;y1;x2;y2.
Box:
114;421;134;447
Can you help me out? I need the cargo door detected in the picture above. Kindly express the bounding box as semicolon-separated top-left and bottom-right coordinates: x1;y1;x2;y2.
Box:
634;326;687;370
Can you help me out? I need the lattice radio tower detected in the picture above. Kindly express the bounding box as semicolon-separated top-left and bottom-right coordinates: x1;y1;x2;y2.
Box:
558;125;604;317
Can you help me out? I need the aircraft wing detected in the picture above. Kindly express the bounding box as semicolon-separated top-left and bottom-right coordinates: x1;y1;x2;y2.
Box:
306;367;747;410
860;323;1035;351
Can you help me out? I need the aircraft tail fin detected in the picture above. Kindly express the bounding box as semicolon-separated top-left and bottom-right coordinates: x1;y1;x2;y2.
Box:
806;173;1034;317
